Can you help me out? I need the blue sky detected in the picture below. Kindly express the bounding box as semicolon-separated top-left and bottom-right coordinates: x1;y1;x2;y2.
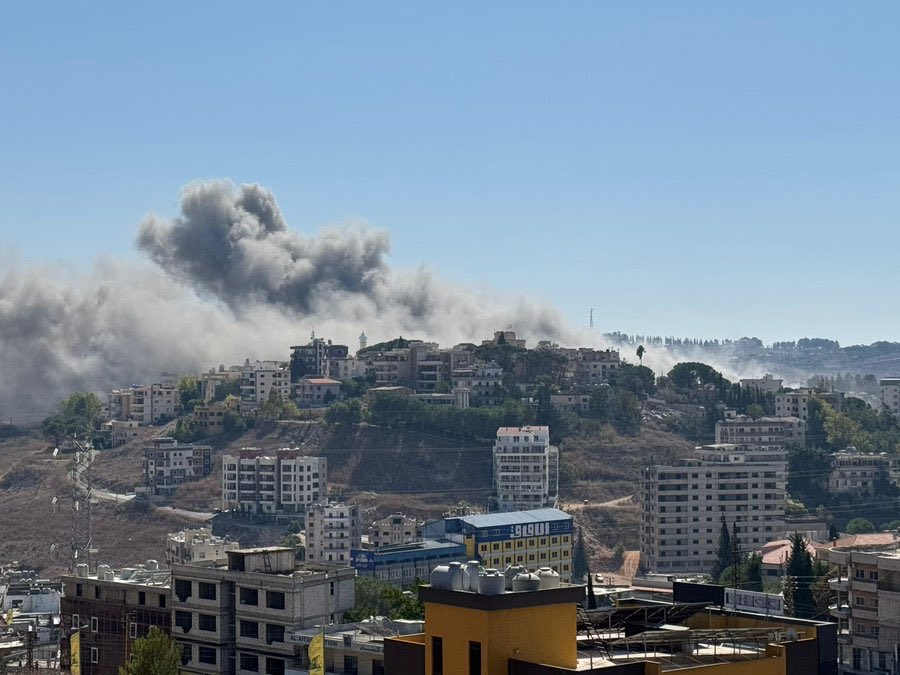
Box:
1;2;898;346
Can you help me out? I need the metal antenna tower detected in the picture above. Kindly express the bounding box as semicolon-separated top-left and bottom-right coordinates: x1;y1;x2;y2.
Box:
589;308;594;328
70;436;96;571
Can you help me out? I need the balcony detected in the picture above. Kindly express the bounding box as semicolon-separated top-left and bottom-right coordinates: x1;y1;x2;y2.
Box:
829;603;850;619
828;577;849;592
850;578;877;593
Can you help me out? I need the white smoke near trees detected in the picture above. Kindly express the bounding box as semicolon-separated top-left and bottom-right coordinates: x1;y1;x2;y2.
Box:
0;180;571;420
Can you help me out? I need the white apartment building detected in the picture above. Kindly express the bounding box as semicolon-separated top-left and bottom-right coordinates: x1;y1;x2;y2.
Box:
822;538;900;674
451;361;505;407
305;503;361;566
715;413;806;448
367;513;421;548
240;360;291;411
167;527;240;566
294;377;342;406
740;374;783;396
493;426;559;511
571;348;620;385
144;437;213;494
639;444;787;574
100;419;141;446
222;449;326;516
829;450;890;495
775;388;813;420
171;547;355;675
108;383;179;425
199;367;242;402
880;377;900;417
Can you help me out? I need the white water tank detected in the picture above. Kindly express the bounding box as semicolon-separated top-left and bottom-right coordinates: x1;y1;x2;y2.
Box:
503;565;526;590
146;560;159;571
537;567;560;589
430;562;464;590
75;564;89;578
462;561;483;592
478;569;505;595
512;572;541;592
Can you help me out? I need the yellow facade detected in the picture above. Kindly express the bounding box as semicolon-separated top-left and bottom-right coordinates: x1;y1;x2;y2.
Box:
423;597;576;675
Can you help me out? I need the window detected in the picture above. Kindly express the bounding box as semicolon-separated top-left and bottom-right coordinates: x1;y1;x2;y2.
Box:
174;579;192;602
469;641;482;675
432;636;443;675
75;583;83;597
198;646;217;665
372;659;385;675
240;587;258;605
266;591;285;610
129;622;137;639
265;657;285;675
198;582;217;600
344;655;359;675
181;644;192;666
91;647;98;663
175;611;192;632
72;614;79;629
94;585;101;599
266;624;285;644
240;654;259;671
199;614;217;632
159;593;166;608
240;620;259;639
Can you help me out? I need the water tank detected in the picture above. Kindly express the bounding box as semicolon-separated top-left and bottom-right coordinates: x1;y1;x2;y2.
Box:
97;565;110;579
146;560;159;571
478;569;505;595
503;565;526;590
537;567;560;589
462;561;483;592
75;564;89;578
430;562;464;590
512;572;541;592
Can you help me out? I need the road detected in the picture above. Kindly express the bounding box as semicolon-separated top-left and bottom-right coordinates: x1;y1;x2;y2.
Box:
560;494;633;511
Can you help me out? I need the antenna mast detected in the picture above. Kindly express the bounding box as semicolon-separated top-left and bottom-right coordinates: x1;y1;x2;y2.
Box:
70;436;95;571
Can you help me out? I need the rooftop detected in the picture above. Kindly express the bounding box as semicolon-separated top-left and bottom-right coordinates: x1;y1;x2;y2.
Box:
452;508;571;528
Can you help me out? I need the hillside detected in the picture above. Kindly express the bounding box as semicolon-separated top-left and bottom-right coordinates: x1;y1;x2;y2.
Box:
0;418;697;576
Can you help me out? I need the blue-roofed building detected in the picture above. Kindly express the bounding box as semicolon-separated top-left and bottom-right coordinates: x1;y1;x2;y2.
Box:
350;540;467;587
421;508;574;581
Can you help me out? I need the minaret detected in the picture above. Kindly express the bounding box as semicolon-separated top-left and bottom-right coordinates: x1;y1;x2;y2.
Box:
359;331;368;353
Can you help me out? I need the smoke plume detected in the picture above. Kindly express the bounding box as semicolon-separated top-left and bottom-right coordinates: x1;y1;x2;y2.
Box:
0;180;571;420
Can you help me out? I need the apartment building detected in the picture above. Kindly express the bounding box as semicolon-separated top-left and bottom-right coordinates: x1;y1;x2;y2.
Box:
191;397;240;437
350;540;467;587
822;537;900;674
740;374;783;396
171;547;355;675
421;508;574;582
143;437;212;494
240;360;292;411
451;361;505;407
775;388;813;420
107;383;179;425
367;341;474;393
829;450;891;495
294;376;342;406
222;449;326;516
715;412;806;448
368;513;421;547
199;366;242;402
493;426;559;511
60;562;171;675
639;444;787;574
99;419;141;447
306;503;361;566
290;337;329;378
880;377;900;417
166;527;240;566
571;347;621;385
549;392;591;414
481;329;527;348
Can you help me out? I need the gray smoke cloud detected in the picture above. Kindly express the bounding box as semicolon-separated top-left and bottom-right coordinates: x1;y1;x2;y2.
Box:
0;180;574;420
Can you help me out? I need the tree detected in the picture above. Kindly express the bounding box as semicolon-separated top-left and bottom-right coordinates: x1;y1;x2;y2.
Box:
746;404;765;420
828;523;839;541
846;518;875;534
636;345;645;366
177;376;201;414
42;391;104;444
784;532;815;618
119;626;182;675
341;577;424;622
711;516;731;581
573;529;589;582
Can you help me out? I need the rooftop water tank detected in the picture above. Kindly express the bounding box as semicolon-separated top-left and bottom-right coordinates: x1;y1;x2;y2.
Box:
537;567;560;589
146;560;159;571
512;572;541;592
478;569;505;595
75;564;89;578
430;562;464;590
462;561;483;592
503;565;526;590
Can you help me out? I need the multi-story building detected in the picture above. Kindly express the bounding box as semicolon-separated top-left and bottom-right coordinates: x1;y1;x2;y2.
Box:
481;329;527;348
549;392;591;414
99;419;141;447
143;437;212;494
60;561;171;675
166;527;240;566
740;374;783;396
107;383;179;425
571;348;620;385
350;540;467;586
240;360;292;412
294;376;342;406
880;377;900;417
715;412;806;448
822;537;900;674
306;503;362;566
775;388;813;420
290;336;328;379
368;513;421;547
222;449;326;516
451;361;505;407
369;348;413;388
828;450;891;495
493;426;559;511
191;397;241;437
639;444;787;574
199;366;242;402
421;508;574;581
171;547;355;675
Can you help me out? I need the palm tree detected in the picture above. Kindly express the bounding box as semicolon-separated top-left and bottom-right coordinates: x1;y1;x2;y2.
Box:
636;345;645;366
